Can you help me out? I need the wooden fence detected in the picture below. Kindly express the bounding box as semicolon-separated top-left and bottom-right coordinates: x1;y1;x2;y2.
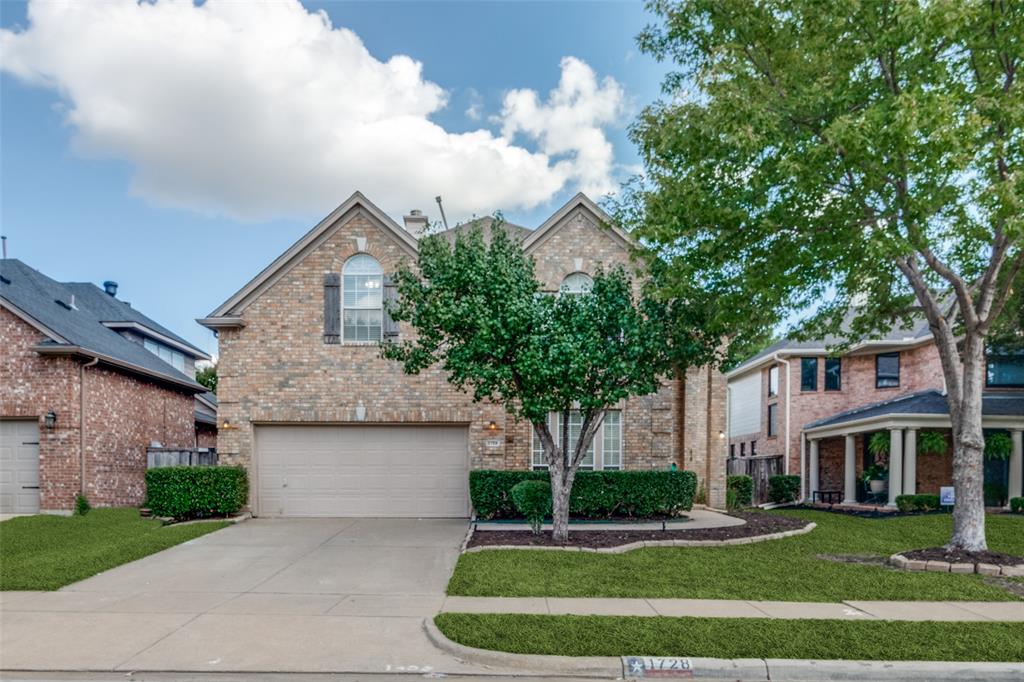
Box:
727;454;784;505
147;447;218;469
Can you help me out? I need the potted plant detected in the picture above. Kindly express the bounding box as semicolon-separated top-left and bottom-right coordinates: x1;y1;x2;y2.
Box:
862;463;888;494
918;430;948;456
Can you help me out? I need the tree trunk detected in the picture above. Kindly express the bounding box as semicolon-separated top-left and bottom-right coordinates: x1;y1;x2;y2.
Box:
550;467;571;544
947;337;988;551
533;411;605;545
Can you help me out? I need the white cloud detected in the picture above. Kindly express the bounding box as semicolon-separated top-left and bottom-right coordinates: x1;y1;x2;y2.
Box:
500;56;627;198
0;0;626;222
464;87;483;121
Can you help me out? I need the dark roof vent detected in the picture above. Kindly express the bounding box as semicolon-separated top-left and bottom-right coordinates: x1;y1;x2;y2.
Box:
103;280;118;297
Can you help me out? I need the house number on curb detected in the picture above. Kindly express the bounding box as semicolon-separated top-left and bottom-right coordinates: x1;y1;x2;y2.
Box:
623;656;694;678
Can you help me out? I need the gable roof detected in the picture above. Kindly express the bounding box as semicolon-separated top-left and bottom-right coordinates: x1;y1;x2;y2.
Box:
0;259;205;392
521;193;634;253
202;191;418;321
727;309;934;379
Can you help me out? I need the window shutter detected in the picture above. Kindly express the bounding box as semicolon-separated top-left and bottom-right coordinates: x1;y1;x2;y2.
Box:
382;274;399;341
324;272;340;344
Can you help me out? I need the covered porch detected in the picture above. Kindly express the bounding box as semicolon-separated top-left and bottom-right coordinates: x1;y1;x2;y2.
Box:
801;391;1023;509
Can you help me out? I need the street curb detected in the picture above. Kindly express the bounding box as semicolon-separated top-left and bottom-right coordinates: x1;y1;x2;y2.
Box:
424;617;1024;681
422;617;622;677
463;522;816;554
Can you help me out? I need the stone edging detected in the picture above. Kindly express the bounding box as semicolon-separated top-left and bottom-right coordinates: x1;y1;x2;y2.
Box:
462;522;816;554
422;617;1024;681
889;553;1024;577
161;512;252;527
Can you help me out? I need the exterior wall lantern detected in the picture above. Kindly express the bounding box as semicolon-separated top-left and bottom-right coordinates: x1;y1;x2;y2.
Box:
486;420;498;432
44;410;57;430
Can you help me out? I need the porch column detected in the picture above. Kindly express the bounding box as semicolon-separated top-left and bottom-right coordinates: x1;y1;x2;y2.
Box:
843;434;857;505
887;428;904;507
1008;429;1023;508
903;428;917;496
809;438;820;502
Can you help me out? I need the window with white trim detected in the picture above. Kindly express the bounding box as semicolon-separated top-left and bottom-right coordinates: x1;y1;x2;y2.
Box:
143;338;185;372
531;410;622;470
560;272;593;294
343;254;383;342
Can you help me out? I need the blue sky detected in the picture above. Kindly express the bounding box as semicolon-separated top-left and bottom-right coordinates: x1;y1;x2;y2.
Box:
1;1;669;357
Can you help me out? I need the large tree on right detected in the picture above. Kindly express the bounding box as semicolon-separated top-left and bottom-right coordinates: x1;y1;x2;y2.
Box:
626;0;1021;551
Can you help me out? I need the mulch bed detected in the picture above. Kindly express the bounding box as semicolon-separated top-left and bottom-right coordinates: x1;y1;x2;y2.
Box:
467;511;808;549
902;547;1024;567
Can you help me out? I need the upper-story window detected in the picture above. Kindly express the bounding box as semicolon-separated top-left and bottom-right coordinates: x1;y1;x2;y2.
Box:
825;357;842;391
768;365;779;396
343;254;383;342
800;357;818;391
560;272;593;295
143;338;185;373
876;352;900;388
531;410;621;470
987;350;1024;387
767;402;778;437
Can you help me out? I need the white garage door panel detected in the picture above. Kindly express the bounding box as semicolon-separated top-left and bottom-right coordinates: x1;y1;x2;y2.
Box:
256;425;469;518
0;420;41;514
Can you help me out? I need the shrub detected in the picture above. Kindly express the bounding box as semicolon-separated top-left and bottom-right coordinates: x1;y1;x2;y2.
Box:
145;466;248;520
895;494;942;513
1011;497;1024;514
768;475;800;504
510;480;552;534
469;470;697;520
727;475;753;509
74;493;91;516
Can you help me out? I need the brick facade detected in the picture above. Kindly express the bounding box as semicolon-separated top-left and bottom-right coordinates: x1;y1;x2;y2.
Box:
213;200;728;512
1;307;197;511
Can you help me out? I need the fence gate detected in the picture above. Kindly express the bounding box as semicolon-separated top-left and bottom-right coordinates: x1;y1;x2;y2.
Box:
727;454;784;505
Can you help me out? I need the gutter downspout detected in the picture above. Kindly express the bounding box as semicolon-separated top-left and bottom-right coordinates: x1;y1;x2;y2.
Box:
80;356;99;501
773;352;792;476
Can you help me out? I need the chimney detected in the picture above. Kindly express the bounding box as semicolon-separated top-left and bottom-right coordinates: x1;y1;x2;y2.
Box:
403;209;429;238
103;280;118;297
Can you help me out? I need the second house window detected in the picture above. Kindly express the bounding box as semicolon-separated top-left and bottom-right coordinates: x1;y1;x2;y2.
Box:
343;254;383;341
876;352;900;388
532;410;622;470
800;357;818;391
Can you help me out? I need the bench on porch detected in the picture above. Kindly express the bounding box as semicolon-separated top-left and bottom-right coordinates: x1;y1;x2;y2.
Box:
812;490;842;504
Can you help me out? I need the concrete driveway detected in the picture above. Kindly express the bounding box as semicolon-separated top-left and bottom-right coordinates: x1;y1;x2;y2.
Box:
0;517;496;674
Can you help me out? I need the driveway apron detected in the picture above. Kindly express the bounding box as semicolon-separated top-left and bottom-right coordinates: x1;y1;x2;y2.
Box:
0;517;486;674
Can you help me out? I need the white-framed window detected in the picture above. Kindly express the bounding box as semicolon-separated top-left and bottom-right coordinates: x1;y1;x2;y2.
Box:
343;254;383;342
531;410;622;470
560;272;593;295
143;338;185;372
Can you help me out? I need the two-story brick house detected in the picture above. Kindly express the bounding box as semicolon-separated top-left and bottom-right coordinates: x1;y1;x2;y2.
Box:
727;318;1023;507
199;192;727;518
0;259;213;514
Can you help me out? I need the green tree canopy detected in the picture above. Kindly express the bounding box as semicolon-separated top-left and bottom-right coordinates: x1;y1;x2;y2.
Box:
623;0;1022;550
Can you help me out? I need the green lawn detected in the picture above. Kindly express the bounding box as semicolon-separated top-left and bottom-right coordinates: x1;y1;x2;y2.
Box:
435;613;1024;662
448;509;1024;601
0;508;228;590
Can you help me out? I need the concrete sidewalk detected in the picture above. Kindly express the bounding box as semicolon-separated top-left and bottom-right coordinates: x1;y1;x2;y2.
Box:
441;596;1024;621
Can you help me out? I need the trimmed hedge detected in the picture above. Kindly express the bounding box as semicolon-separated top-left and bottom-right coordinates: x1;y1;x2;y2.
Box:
1011;497;1024;514
895;494;943;513
469;469;697;520
727;475;753;509
768;475;801;504
145;466;248;519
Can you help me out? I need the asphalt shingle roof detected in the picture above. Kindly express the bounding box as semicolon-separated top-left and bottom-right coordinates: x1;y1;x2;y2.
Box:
805;389;1024;430
0;259;204;391
434;217;531;246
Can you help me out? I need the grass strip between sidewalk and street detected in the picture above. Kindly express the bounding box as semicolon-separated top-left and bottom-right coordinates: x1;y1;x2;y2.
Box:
0;508;229;590
448;509;1024;601
435;612;1024;662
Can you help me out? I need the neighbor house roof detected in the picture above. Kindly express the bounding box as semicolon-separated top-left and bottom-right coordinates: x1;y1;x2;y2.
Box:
434;216;531;245
728;309;934;379
803;389;1024;433
0;259;206;393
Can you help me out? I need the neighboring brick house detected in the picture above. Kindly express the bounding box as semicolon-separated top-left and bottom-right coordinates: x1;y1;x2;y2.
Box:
727;318;1023;507
199;192;727;518
0;259;214;514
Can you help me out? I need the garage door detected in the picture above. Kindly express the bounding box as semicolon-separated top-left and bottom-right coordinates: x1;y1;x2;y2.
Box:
0;420;41;514
256;424;469;518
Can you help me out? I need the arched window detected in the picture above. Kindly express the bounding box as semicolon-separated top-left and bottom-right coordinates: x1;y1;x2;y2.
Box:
560;272;593;295
342;254;383;341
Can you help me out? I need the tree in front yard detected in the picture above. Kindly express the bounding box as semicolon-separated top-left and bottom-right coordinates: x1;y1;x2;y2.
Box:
623;0;1021;551
381;224;680;543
